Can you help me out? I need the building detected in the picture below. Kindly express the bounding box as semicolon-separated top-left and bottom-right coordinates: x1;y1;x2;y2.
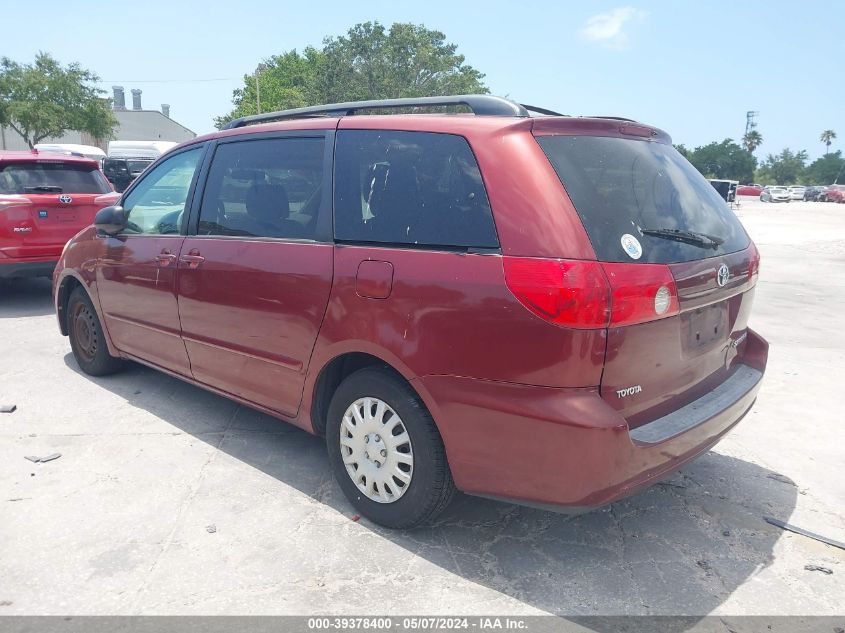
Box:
0;87;196;152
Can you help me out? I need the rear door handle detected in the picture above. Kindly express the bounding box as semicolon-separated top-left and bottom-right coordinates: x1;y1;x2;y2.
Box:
179;253;205;269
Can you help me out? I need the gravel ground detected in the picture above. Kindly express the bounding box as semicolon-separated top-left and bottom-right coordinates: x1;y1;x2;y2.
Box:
0;197;843;616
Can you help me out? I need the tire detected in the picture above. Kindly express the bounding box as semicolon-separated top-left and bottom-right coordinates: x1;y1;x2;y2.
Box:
67;287;123;376
326;367;455;529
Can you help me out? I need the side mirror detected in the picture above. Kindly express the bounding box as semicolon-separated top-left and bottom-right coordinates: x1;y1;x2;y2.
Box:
94;206;127;235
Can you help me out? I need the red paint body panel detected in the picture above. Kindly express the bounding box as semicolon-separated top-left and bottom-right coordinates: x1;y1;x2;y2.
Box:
313;245;606;387
177;238;333;417
96;235;191;374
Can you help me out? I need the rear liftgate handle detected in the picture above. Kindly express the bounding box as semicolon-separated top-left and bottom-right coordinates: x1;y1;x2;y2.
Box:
179;248;205;270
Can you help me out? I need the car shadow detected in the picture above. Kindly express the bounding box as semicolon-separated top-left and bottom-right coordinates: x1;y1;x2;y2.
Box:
64;355;796;618
0;278;54;318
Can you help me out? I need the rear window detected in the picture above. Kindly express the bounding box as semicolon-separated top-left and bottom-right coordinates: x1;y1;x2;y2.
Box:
0;161;111;195
334;130;499;249
536;136;749;263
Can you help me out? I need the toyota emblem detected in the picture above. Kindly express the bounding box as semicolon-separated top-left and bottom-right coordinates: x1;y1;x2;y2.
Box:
59;195;73;204
716;264;730;287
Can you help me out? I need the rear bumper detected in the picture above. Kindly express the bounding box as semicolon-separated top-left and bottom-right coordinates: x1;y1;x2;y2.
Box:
417;328;768;511
0;258;57;279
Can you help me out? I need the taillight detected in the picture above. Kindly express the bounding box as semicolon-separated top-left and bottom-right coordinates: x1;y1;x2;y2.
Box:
504;256;682;329
601;263;679;327
747;241;760;283
503;257;610;329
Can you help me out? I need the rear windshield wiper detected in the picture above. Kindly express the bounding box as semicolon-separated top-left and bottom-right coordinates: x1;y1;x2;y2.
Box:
24;186;63;193
639;228;724;249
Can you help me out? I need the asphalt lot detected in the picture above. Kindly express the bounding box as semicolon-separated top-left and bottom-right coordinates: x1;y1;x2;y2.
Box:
1;197;843;616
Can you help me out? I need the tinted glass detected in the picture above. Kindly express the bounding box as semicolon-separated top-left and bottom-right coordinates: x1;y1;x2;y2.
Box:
0;162;110;194
334;130;498;249
198;137;324;240
537;136;750;263
121;147;202;235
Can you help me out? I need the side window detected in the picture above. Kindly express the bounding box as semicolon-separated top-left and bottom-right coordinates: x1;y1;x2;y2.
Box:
198;137;325;240
121;147;202;235
334;130;499;249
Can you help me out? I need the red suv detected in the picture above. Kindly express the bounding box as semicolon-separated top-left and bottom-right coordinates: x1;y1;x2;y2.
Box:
1;150;118;278
53;96;768;528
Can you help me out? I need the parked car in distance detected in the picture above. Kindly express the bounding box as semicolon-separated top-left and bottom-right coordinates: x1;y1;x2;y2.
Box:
761;186;791;202
803;185;828;201
787;185;806;200
826;184;845;203
103;158;154;193
53;95;768;528
1;150;118;279
737;184;763;196
104;141;178;192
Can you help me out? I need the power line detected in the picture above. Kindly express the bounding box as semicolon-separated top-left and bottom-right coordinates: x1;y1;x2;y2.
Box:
100;78;240;84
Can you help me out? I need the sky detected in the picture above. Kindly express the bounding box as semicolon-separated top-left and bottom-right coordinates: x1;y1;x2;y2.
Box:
3;0;842;160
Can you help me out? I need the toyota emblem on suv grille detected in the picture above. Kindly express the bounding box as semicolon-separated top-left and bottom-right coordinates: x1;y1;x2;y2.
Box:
716;264;730;287
59;195;73;204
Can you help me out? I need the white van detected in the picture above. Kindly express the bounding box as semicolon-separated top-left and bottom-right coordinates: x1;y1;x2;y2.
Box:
107;140;178;160
34;143;107;162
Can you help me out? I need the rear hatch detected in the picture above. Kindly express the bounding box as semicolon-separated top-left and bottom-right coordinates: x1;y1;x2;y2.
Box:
0;157;117;260
534;124;760;427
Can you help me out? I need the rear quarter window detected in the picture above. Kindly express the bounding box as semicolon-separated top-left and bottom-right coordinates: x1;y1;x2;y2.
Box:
0;161;110;194
334;130;499;249
536;135;750;263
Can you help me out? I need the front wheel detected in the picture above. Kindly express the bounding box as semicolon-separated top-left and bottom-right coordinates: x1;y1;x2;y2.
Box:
326;367;455;529
67;287;123;376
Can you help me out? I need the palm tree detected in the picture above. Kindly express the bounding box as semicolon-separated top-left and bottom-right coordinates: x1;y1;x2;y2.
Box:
742;130;763;154
820;130;837;155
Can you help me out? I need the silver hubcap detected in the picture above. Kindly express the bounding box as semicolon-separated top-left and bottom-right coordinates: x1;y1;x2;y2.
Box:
339;397;413;504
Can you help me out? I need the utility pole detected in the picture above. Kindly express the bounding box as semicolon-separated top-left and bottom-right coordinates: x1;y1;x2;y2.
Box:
255;63;268;115
745;111;759;137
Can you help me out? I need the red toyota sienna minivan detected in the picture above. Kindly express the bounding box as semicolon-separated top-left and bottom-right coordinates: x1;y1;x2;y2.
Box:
53;96;768;528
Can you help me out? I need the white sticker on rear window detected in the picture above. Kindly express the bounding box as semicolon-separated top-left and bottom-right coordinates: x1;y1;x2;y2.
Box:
621;234;642;260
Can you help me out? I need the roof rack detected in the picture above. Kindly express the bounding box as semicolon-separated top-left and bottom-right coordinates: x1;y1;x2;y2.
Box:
222;95;532;129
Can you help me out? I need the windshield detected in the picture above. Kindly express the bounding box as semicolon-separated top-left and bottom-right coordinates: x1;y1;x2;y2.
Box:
126;160;153;174
0;161;111;194
536;135;750;263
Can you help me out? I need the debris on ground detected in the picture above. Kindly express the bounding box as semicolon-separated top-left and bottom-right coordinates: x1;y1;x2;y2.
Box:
0;405;16;413
767;473;796;486
764;516;845;551
206;524;217;533
24;453;61;464
351;514;361;522
803;564;833;575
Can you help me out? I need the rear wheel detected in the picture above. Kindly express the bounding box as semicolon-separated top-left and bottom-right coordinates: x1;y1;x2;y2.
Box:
67;287;123;376
326;367;455;529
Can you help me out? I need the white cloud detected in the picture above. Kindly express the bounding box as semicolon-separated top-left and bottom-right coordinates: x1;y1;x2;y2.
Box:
580;7;647;48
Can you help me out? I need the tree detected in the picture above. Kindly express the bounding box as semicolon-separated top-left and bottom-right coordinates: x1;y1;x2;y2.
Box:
0;52;116;148
755;149;808;185
685;139;757;183
742;130;763;154
805;151;845;185
820;129;837;155
216;22;488;127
